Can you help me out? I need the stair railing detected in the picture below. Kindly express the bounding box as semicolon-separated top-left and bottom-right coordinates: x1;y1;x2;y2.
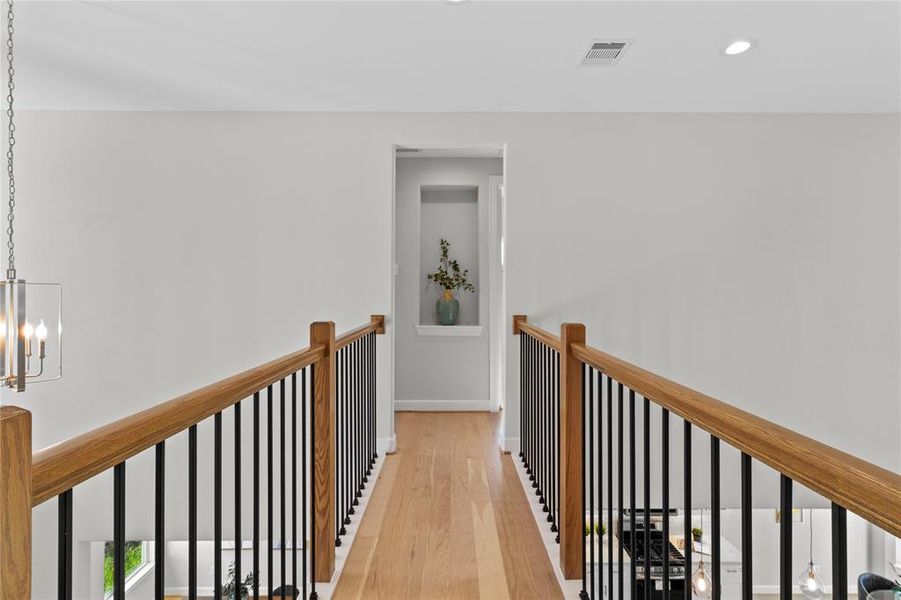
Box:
513;314;901;600
0;314;384;600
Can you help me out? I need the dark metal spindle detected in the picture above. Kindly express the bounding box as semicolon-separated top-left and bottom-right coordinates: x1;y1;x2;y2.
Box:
779;475;792;600
629;390;636;600
617;383;624;600
662;409;670;599
234;403;241;600
156;442;165;600
214;412;223;599
580;364;588;600
189;425;197;600
58;489;73;600
291;373;297;599
683;421;691;600
831;503;848;600
589;366;595;599
267;385;274;594
607;376;613;597
643;397;650;600
741;453;752;600
711;437;721;600
253;392;260;600
280;379;287;599
114;462;126;600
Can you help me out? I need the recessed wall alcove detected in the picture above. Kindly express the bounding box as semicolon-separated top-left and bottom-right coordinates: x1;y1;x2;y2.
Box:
419;184;480;328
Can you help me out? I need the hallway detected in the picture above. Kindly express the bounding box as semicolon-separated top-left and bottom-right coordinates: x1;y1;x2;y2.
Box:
333;412;563;600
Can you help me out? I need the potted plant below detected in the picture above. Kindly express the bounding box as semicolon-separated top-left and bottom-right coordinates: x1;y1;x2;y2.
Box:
221;561;255;600
426;238;476;326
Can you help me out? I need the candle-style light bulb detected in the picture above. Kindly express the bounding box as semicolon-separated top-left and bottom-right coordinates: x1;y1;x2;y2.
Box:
35;320;47;360
22;320;33;358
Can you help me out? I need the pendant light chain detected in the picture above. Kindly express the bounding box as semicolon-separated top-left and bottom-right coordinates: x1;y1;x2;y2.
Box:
5;0;14;280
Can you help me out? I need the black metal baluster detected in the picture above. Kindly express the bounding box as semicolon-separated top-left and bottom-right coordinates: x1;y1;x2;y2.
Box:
336;348;343;543
597;371;603;600
831;503;847;600
520;333;525;462
588;366;595;599
555;351;561;541
280;379;287;599
234;403;241;600
580;364;588;600
309;364;317;600
607;376;613;598
779;475;792;600
156;441;165;600
302;369;309;600
114;462;126;600
547;347;555;528
292;373;297;599
643;397;650;600
532;344;544;499
253;392;260;600
662;409;670;600
683;422;691;600
741;453;752;600
189;425;197;600
268;385;274;595
629;390;636;600
711;437;721;600
58;489;73;600
356;339;363;502
617;383;624;600
215;412;223;599
530;336;536;484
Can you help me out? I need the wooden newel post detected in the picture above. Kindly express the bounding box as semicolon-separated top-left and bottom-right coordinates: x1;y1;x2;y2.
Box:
0;405;32;598
559;323;585;580
310;322;336;583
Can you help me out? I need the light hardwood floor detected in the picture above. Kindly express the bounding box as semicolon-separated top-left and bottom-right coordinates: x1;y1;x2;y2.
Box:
332;411;563;600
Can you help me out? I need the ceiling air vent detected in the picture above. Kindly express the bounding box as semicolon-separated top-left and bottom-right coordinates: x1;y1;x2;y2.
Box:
579;40;633;67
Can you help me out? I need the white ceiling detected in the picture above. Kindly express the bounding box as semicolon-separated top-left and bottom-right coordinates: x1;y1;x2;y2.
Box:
12;1;901;112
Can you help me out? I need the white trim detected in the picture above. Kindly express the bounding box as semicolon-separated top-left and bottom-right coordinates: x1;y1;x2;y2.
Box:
394;400;490;412
414;325;484;337
511;454;582;598
488;174;506;414
378;435;396;454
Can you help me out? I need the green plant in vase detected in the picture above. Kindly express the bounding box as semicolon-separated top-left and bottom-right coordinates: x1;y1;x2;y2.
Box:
692;527;703;543
426;238;476;326
221;562;255;600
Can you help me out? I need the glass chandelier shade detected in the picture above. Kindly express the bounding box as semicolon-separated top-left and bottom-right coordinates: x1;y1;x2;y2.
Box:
797;561;825;599
691;559;713;599
0;281;61;391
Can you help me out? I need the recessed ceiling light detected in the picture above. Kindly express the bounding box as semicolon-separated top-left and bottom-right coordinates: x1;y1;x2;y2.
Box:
723;39;755;56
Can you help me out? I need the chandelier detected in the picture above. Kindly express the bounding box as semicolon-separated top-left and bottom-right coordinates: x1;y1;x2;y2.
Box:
1;0;61;392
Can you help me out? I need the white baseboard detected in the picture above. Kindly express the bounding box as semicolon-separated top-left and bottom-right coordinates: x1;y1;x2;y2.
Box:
378;435;396;454
502;437;520;454
394;400;490;412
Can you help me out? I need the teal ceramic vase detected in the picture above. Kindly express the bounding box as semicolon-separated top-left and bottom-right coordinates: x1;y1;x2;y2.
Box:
436;290;460;325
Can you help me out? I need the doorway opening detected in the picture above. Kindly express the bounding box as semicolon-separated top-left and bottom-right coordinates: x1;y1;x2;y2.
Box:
389;144;507;433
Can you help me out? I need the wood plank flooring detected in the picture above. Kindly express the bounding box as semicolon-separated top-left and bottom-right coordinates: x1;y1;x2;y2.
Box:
332;412;563;600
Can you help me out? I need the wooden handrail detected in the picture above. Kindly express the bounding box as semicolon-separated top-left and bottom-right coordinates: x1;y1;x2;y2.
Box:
31;343;326;506
30;316;385;508
512;316;562;352
335;314;385;351
571;342;901;539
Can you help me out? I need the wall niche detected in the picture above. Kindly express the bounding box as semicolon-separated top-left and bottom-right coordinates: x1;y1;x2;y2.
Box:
419;184;480;327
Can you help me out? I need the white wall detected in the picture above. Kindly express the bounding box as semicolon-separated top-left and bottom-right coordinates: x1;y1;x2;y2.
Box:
9;112;897;595
394;158;501;408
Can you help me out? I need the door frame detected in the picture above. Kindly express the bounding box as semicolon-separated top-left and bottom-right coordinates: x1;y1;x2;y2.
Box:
488;175;506;412
389;143;507;430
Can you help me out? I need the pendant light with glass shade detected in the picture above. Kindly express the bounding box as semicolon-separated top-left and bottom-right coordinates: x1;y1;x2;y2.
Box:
690;508;713;599
797;509;826;599
1;0;62;392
